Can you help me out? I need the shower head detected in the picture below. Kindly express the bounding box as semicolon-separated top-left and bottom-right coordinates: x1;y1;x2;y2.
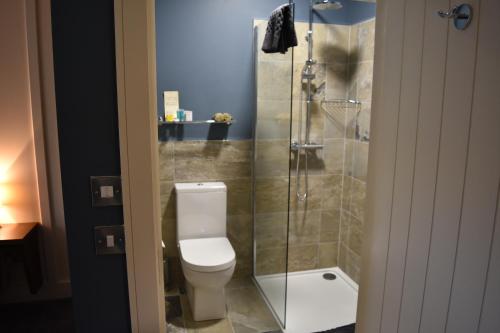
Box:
312;0;343;10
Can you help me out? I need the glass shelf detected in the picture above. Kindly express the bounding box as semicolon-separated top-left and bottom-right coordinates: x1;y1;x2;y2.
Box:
158;120;234;125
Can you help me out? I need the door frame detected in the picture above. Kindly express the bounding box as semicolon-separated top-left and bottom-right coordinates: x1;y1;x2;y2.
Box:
115;0;391;332
114;0;165;332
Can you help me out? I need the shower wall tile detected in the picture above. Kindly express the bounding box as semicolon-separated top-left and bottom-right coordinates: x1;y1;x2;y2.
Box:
255;139;290;177
257;60;292;101
255;177;289;214
319;242;339;268
356;19;376;62
159;141;174;181
255;100;291;140
320;209;341;242
350;178;366;221
324;24;350;64
352;141;369;182
321;174;344;210
228;214;253;277
288;244;318;272
288;209;322;246
256;246;287;275
226;178;252;215
325;64;348;100
323;138;345;175
255;212;288;250
290;175;324;211
291;100;325;144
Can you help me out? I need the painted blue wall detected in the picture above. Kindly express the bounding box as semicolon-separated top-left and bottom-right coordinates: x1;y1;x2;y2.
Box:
155;0;376;140
51;1;131;332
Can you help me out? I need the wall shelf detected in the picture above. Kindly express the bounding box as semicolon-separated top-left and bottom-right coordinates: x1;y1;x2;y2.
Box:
158;120;234;126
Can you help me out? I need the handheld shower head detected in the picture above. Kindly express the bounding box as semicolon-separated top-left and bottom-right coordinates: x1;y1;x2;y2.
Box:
312;0;343;11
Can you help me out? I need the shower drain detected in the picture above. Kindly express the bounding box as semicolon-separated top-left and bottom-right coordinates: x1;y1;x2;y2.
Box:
323;273;337;280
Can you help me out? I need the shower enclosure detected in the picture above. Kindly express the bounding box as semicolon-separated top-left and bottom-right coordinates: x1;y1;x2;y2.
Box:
253;1;375;332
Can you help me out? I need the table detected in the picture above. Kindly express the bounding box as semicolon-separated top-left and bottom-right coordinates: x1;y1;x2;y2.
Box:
0;223;43;294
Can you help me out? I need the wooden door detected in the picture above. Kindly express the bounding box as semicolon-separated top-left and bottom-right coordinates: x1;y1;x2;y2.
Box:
358;0;500;332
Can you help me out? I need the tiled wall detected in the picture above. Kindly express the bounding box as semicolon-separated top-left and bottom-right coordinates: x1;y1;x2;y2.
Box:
339;18;375;283
159;140;253;280
254;18;375;283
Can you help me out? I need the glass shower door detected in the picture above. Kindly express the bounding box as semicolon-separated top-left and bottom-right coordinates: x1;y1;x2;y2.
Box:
252;3;294;326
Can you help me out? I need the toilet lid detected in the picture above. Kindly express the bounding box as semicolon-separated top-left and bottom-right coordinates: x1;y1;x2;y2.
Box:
179;237;236;273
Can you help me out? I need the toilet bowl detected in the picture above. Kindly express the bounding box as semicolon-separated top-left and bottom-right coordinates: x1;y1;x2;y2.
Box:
175;182;236;321
179;237;235;321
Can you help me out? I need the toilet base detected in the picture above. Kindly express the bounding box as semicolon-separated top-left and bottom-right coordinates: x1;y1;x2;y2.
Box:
186;281;227;321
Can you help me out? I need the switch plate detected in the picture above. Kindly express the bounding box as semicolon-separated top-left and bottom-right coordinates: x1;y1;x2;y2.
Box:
90;176;122;207
94;225;125;255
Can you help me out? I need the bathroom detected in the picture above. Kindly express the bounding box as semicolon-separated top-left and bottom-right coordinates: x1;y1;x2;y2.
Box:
156;1;375;332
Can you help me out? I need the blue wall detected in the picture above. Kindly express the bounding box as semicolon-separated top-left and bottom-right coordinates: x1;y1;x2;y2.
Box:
155;0;376;140
51;1;131;332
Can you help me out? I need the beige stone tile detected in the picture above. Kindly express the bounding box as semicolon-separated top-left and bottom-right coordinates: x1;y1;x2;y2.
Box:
217;141;252;162
347;215;364;256
290;175;324;211
321;174;343;210
323;138;345;175
255;247;287;275
227;277;254;290
324;24;350;64
162;217;178;257
357;102;371;141
227;215;253;278
255;177;289;214
323;103;346;139
174;158;218;181
350;178;366;221
343;140;354;177
320;209;341;242
226;286;281;333
225;179;252;215
357;19;376;62
255;139;290;177
354;61;373;102
160;181;176;219
339;209;351;244
214;160;251;180
338;242;360;283
174;141;220;159
288;244;318;272
288;209;321;245
318;242;338;268
255;212;288;250
348;24;359;56
257;61;292;101
325;64;348;100
255;100;292;140
159;141;175;181
352;141;369;182
342;175;353;213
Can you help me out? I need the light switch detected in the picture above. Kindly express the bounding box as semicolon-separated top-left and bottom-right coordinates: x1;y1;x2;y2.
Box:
106;235;115;247
94;225;125;255
90;176;122;207
100;186;114;199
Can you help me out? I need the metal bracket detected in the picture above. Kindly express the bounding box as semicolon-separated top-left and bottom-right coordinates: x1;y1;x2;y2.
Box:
437;4;473;31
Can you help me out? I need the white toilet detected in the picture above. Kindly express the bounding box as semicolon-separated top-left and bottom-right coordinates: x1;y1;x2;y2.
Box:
175;182;236;321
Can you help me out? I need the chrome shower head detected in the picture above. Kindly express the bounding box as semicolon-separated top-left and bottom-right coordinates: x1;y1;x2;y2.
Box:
312;0;343;10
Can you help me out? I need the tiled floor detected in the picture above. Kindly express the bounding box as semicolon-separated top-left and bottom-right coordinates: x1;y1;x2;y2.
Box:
166;278;281;333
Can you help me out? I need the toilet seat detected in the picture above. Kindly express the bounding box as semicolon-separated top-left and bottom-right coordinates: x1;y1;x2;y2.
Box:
179;237;236;273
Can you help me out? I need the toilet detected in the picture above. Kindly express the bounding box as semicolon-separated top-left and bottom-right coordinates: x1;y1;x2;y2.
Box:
175;182;236;321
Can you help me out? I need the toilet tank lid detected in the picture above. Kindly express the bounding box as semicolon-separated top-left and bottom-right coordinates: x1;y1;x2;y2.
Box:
175;182;226;193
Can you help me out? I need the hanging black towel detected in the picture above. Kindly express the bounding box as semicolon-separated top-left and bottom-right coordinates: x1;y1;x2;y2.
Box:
262;4;298;54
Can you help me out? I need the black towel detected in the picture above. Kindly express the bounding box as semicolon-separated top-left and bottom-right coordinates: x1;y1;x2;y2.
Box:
315;323;356;333
262;4;298;54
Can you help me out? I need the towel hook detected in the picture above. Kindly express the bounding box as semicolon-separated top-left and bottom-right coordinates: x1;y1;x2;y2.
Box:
437;3;473;30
